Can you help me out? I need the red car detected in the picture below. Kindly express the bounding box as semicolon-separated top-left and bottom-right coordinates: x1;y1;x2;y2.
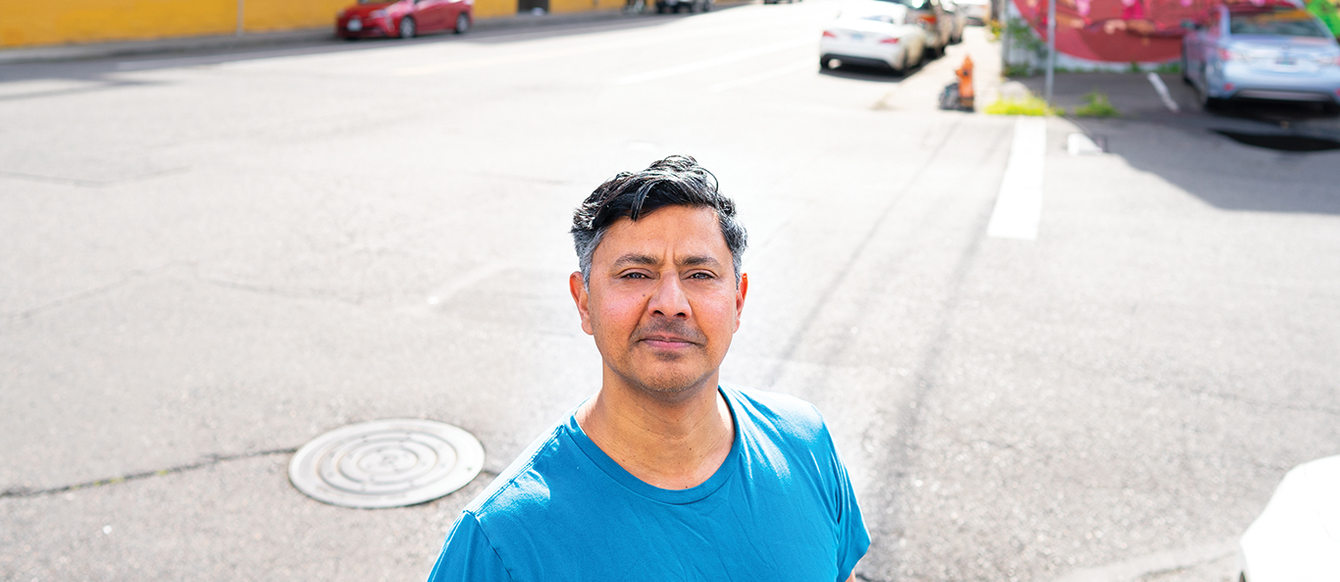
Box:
336;0;473;40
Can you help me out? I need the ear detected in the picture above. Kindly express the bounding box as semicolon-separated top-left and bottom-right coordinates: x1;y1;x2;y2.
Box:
570;271;594;336
734;272;748;332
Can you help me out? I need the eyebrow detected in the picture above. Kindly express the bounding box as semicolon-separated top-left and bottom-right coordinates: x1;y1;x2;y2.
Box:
611;254;723;269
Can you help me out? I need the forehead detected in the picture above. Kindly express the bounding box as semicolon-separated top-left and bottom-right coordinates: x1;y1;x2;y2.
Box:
593;205;729;262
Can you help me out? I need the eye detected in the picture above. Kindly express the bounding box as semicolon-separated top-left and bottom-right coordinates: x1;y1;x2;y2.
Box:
621;272;650;280
688;272;715;280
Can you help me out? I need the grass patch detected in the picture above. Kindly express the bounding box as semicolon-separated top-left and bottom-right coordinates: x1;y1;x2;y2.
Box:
985;96;1062;116
1071;91;1120;117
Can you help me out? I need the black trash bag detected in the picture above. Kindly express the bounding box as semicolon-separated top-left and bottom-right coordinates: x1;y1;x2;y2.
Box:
939;82;960;110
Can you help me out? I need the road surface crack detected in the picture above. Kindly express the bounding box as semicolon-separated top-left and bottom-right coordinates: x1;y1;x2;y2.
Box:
0;447;297;499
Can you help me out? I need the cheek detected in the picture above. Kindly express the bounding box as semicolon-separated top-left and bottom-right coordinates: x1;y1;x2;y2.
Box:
700;296;742;333
590;292;648;332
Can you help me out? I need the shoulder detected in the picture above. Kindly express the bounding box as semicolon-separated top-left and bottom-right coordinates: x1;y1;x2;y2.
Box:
465;423;569;523
723;385;829;443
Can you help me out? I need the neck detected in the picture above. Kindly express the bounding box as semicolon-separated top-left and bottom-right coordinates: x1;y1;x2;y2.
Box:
576;377;734;490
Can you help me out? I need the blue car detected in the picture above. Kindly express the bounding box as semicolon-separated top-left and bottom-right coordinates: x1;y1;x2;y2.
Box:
1181;0;1340;111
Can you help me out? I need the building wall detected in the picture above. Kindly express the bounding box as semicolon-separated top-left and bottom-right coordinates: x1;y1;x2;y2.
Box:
0;0;524;48
475;0;521;19
549;0;623;14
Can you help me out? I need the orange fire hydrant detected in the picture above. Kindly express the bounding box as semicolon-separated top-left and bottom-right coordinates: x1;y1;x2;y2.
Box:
955;55;975;111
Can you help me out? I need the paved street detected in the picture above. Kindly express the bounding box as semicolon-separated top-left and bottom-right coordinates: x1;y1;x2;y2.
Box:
2;2;1339;580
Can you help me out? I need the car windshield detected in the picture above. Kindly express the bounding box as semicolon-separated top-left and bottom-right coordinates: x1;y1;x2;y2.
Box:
1229;10;1330;37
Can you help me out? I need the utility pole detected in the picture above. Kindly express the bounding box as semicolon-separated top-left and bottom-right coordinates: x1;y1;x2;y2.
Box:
1044;0;1056;104
236;0;245;36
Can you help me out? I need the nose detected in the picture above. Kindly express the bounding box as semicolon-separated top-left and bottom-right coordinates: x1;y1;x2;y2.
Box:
648;276;690;319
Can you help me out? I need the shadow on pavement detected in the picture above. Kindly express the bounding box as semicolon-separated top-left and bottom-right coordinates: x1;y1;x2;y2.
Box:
818;51;951;83
1010;71;1340;215
818;64;907;83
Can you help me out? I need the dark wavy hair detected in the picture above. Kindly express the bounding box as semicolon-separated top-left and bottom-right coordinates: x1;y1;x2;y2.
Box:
571;155;747;286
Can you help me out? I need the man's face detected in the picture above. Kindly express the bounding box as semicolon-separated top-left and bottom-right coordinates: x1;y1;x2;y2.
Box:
570;205;747;401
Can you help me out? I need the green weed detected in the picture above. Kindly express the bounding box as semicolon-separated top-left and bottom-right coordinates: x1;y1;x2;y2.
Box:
985;96;1063;116
1071;91;1120;118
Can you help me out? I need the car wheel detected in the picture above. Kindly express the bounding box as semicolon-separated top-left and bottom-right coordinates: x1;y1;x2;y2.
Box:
1199;85;1222;112
655;1;666;12
398;16;416;39
454;12;470;33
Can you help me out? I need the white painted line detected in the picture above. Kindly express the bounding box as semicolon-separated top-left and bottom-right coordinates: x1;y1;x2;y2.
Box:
615;39;811;85
987;117;1046;241
1066;133;1103;156
1147;72;1180;113
707;61;812;93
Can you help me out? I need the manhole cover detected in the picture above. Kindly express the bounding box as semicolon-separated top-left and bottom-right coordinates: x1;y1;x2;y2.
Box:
289;419;484;509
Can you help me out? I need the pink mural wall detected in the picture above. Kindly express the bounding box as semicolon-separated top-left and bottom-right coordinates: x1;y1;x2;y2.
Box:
1011;0;1215;62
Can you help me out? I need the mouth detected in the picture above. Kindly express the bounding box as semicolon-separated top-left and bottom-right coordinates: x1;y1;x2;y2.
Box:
639;335;698;350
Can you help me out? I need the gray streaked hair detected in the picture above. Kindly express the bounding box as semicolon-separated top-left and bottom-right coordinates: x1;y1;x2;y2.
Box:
570;155;747;286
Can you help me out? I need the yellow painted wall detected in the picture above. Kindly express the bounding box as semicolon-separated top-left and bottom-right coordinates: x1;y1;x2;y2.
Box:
243;0;351;32
474;0;519;19
1;0;235;47
549;0;622;14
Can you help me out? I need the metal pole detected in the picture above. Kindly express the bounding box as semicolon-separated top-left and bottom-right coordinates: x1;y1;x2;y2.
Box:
236;0;245;36
1044;0;1056;104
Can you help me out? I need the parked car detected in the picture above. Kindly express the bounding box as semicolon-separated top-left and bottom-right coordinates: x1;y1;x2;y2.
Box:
1181;0;1340;111
950;0;990;25
875;0;954;57
1239;455;1340;581
336;0;473;40
820;0;929;73
942;0;968;43
655;0;713;13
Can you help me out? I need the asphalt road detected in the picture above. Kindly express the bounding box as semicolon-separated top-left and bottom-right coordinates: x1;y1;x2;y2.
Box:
2;3;1339;581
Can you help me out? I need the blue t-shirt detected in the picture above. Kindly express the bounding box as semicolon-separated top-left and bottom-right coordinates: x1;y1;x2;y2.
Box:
426;386;870;582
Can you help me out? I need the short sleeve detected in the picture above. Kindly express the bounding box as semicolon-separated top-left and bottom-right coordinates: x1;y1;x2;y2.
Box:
826;428;870;582
426;512;512;582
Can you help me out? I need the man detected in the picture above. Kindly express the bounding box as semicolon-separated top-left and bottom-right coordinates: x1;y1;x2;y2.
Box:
427;155;869;581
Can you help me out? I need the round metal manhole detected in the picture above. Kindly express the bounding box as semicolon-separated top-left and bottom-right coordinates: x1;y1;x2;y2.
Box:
289;419;484;509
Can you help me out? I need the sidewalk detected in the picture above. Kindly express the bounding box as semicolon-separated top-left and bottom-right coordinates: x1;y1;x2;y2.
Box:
0;5;731;65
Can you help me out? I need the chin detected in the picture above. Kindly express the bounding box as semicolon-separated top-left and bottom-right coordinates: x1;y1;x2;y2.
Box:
628;373;717;402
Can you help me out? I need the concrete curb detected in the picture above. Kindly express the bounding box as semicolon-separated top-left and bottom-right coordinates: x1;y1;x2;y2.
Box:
0;3;747;65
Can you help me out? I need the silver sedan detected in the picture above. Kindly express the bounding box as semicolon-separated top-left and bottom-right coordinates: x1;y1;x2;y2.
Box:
1181;0;1340;111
